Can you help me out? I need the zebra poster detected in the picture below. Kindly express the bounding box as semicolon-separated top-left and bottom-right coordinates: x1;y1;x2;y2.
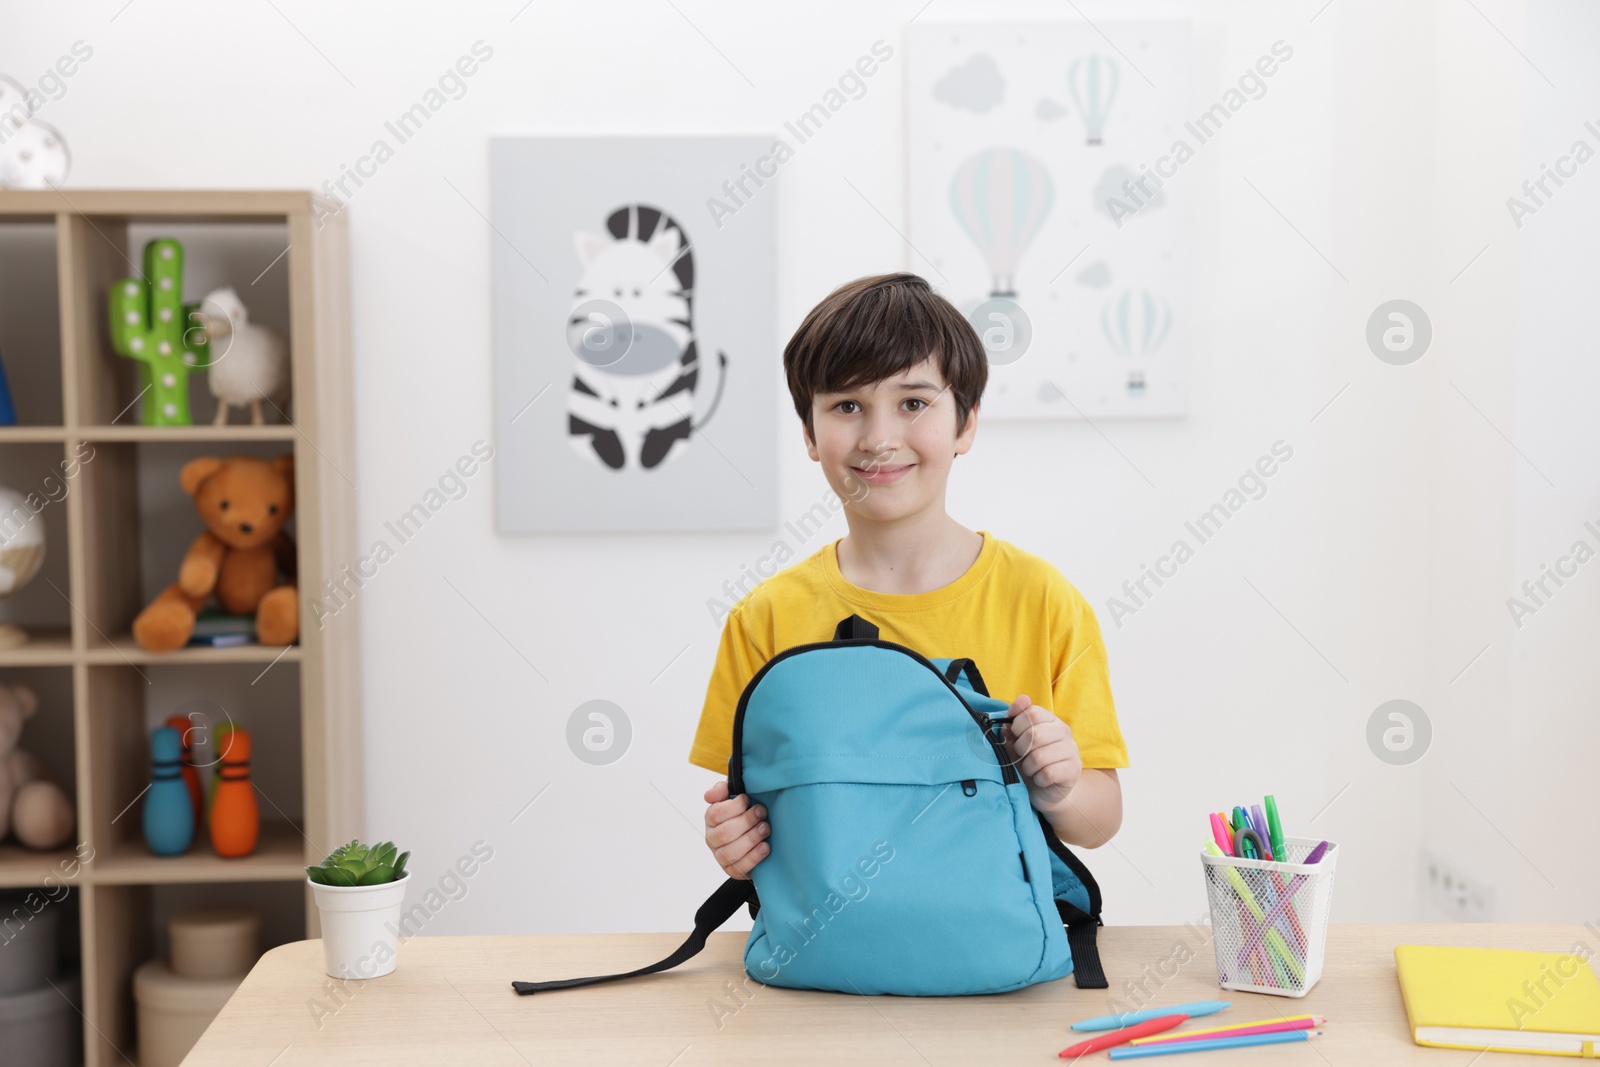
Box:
908;20;1192;419
490;136;778;532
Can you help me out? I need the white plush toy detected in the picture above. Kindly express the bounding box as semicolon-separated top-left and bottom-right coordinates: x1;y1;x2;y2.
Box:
0;683;75;850
197;286;291;425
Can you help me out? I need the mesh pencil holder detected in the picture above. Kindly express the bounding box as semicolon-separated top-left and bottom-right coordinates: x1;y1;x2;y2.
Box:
1201;837;1338;997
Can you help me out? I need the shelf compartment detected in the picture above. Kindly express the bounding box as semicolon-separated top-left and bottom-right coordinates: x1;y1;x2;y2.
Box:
84;877;307;1067
0;666;77;885
0;442;81;637
63;217;295;429
0;218;64;426
71;438;301;655
84;660;305;890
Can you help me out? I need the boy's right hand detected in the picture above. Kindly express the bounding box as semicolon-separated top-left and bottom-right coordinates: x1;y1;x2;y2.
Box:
703;779;770;879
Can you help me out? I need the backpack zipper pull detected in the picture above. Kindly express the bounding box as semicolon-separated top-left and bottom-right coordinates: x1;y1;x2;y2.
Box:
961;779;977;796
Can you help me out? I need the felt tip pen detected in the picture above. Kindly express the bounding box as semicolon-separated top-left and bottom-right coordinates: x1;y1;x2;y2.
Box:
1250;804;1272;859
1070;1000;1230;1032
1264;794;1286;861
1059;1015;1188;1058
1209;812;1234;855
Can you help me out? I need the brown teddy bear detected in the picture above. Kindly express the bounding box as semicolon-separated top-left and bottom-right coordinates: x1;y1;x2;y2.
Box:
132;454;299;653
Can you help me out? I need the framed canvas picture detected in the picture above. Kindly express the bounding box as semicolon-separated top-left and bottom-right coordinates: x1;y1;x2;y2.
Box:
491;135;779;532
909;20;1193;419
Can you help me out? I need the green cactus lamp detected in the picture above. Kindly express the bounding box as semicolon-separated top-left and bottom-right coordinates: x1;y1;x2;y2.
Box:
108;238;211;426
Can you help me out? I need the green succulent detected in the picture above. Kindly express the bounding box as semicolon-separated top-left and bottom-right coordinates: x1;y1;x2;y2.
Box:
306;839;411;887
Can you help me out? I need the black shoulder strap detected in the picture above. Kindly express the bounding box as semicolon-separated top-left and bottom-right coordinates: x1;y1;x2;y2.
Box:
942;658;990;696
833;614;879;641
512;877;756;994
1060;904;1107;989
1036;810;1108;989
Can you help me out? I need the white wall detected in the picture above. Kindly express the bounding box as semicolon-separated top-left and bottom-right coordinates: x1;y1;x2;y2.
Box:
1498;0;1600;924
14;0;1592;936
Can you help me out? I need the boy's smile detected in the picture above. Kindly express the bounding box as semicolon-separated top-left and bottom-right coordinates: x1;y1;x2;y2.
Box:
852;461;913;485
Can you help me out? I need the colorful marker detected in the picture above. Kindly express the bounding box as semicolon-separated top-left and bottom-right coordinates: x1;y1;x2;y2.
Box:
1250;804;1272;859
1209;813;1234;855
1071;1001;1230;1032
1059;1014;1188;1058
1264;794;1286;861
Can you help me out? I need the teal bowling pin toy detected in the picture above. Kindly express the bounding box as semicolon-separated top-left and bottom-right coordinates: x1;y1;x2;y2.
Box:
144;726;195;856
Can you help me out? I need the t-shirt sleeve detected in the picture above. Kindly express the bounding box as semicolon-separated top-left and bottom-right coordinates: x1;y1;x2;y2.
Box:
1050;578;1130;769
687;597;770;775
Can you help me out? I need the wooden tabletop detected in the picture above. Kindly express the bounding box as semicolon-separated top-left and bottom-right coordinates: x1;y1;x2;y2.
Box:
182;922;1595;1065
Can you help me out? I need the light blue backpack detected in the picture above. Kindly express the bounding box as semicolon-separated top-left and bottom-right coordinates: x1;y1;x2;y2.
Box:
513;613;1106;997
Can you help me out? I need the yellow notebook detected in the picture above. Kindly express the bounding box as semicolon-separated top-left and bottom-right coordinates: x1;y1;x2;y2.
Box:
1395;945;1600;1057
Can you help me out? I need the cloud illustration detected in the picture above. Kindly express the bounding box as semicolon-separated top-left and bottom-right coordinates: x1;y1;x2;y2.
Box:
1076;259;1111;287
1092;163;1164;215
933;54;1004;113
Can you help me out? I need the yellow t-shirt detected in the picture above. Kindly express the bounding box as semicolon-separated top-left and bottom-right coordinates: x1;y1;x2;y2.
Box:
687;529;1129;776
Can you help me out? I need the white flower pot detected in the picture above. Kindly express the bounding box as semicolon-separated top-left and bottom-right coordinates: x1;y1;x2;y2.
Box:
308;872;410;979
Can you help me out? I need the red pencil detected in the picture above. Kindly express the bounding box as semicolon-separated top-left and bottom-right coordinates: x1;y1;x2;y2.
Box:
1059;1014;1190;1059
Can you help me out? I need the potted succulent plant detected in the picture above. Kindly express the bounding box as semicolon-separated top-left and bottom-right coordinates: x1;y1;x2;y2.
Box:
306;839;411;979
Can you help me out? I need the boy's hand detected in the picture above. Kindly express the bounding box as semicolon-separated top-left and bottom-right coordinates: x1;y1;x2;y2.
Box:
1004;694;1083;814
703;779;770;880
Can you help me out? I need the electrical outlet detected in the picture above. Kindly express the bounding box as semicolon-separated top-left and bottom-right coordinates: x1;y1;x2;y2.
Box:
1421;850;1496;922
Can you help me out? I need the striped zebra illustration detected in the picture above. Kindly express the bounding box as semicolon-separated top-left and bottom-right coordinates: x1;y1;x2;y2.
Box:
565;204;728;471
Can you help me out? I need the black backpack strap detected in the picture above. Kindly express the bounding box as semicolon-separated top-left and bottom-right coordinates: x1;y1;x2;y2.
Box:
1035;810;1109;989
1058;902;1108;989
833;614;879;641
942;658;990;696
512;877;756;994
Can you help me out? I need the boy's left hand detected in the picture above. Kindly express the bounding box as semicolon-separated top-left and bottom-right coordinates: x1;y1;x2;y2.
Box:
1004;694;1082;813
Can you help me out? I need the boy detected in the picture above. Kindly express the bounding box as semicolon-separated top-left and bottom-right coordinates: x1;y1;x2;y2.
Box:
689;272;1128;880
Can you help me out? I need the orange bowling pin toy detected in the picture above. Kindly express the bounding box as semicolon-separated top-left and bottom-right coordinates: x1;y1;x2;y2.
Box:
206;722;235;819
164;715;204;831
209;727;259;858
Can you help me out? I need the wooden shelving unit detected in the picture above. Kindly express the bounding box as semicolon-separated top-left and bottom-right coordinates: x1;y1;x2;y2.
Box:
0;190;362;1067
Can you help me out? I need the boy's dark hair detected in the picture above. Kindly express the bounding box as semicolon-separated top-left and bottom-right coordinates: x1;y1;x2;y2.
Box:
783;272;987;444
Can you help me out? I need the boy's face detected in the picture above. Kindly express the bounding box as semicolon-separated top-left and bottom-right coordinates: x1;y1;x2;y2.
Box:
804;355;977;516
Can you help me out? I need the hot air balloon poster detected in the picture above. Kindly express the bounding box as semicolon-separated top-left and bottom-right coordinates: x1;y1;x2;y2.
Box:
909;19;1193;420
490;136;779;533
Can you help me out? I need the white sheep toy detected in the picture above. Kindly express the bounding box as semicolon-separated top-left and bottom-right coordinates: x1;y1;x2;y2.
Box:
197;286;291;425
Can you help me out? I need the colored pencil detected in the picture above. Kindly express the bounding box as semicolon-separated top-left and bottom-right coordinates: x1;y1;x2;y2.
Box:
1130;1015;1326;1045
1110;1029;1323;1059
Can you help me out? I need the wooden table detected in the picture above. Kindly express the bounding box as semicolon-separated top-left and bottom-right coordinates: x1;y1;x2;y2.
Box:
182;923;1595;1065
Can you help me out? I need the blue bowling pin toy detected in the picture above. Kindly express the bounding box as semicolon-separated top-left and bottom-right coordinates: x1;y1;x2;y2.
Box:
143;726;195;856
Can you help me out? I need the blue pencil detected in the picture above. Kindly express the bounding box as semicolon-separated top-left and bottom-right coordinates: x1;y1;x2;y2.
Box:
1109;1029;1321;1058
